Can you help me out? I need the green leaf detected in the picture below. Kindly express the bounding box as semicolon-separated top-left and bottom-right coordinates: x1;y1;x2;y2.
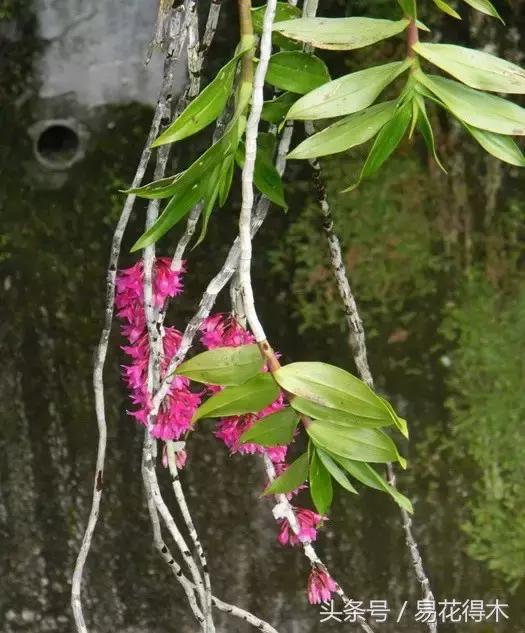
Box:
192;373;279;422
262;92;299;124
416;20;431;32
264;452;309;495
151;58;237;147
253;2;302;50
266;52;331;95
236;138;287;209
461;0;503;22
291;396;393;429
343;100;412;191
465;125;525;166
288;101;396;159
218;155;235;206
378;396;409;439
175;344;264;386
414;95;447;172
307;419;402;465
273;17;409;50
417;73;525;136
239;408;300;446
129;120;245;249
432;0;461;19
128;134;229;200
309;450;333;514
125;173;183;200
252;1;301;30
316;447;358;494
330;455;413;513
286;60;412;121
130;183;204;251
275;362;392;420
397;0;417;19
413;43;525;94
194;165;222;247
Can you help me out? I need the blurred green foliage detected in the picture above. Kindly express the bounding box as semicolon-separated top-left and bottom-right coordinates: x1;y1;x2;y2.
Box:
442;276;525;588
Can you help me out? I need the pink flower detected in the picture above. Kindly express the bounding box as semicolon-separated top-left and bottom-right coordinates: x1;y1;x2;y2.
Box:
278;508;326;547
307;567;338;604
200;313;255;349
152;385;201;440
116;258;185;310
213;407;289;463
161;446;188;469
115;258;201;438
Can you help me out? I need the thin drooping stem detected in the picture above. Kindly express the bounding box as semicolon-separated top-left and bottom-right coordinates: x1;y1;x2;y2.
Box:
142;448;205;627
305;129;437;633
166;440;214;629
142;454;280;632
144;22;181;409
70;12;188;632
142;435;208;626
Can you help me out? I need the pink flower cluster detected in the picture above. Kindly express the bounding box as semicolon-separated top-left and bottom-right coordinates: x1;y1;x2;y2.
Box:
278;508;326;547
116;258;201;441
307;566;338;604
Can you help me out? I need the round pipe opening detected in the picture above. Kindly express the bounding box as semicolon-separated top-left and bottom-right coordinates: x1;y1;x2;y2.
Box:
30;119;85;170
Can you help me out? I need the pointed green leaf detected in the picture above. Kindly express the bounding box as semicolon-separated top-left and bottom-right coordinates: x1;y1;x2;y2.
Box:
275;362;393;420
130;184;204;251
309;450;333;514
330;454;413;512
418;73;525;135
192;373;279;422
264;452;309;495
413;43;525;94
397;0;417;19
316;447;358;494
266;52;331;95
378;396;409;439
151;58;237;147
240;408;300;446
253;2;302;50
273;17;409;50
194;166;221;247
125;172;183;200
343;100;412;191
218;155;235;206
432;0;461;18
175;344;264;386
286;60;412;121
414;95;447;172
461;0;503;22
128;134;229;200
465;125;525;166
252;1;301;30
262;92;299;124
288;101;396;159
307;419;402;465
291;396;393;428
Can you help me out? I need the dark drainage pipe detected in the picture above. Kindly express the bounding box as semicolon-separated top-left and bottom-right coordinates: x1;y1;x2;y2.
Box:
29;119;86;170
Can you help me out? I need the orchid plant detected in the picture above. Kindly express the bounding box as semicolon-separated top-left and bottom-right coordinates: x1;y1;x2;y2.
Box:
74;0;525;631
120;0;525;612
